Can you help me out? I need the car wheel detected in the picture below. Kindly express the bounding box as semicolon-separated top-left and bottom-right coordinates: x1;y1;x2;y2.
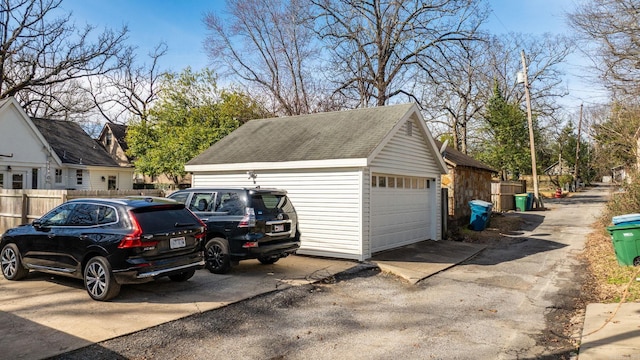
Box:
1;243;29;280
634;256;640;267
84;256;121;301
205;238;231;274
258;255;280;265
169;268;196;282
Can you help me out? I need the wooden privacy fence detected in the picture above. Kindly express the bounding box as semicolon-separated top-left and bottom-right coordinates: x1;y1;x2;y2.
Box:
0;189;164;234
491;181;526;212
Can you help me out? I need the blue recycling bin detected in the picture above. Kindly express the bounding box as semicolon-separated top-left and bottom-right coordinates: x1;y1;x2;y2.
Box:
469;200;493;231
612;213;640;226
526;193;534;210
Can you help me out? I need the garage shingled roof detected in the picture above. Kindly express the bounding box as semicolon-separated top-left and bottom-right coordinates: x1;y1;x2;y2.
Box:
188;104;416;165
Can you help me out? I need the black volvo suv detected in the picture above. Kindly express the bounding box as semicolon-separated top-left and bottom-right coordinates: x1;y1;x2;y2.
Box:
167;187;300;274
0;197;206;301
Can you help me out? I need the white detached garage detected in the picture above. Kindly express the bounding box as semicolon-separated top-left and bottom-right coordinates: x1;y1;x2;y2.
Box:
185;104;447;261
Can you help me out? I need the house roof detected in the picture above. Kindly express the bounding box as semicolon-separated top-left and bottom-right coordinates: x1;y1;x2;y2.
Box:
31;118;121;167
188;104;431;166
107;123;128;152
435;140;497;173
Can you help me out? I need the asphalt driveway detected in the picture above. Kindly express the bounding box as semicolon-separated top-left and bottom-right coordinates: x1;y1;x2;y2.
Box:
0;255;355;360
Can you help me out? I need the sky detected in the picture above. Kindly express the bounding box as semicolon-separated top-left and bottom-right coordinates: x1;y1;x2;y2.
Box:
61;0;606;111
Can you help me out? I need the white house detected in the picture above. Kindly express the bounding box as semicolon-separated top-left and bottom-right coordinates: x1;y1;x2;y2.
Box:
0;97;134;190
185;104;447;261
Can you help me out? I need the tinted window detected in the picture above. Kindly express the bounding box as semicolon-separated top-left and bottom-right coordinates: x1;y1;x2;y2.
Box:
251;194;293;214
133;206;199;233
168;192;190;205
67;204;100;226
97;205;118;225
217;192;245;215
187;192;215;212
40;203;75;226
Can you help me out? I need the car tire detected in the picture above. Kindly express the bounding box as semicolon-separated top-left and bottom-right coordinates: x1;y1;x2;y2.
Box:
169;268;196;282
258;255;280;265
84;256;121;301
205;238;231;274
1;243;29;280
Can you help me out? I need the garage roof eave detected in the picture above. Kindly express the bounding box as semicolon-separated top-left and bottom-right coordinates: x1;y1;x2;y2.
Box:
185;158;370;172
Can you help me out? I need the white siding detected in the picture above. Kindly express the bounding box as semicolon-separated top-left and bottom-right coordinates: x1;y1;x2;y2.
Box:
192;168;365;260
89;169;135;190
371;118;441;176
367;117;443;254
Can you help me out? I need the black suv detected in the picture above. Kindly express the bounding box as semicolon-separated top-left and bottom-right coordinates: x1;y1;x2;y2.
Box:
0;197;206;301
167;187;300;273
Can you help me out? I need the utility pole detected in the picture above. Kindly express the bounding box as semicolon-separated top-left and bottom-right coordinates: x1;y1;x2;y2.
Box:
520;50;543;209
575;103;583;188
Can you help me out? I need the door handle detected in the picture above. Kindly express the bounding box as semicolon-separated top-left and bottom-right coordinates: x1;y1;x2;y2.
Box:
47;234;56;238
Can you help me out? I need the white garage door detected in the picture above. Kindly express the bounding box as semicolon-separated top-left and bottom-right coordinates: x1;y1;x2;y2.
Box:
370;175;434;253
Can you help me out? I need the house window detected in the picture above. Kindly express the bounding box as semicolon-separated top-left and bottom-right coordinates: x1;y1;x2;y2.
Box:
371;175;377;187
31;168;38;189
76;170;83;185
55;169;62;183
108;176;116;190
12;174;23;189
106;132;112;146
397;177;403;189
378;176;386;188
388;176;395;188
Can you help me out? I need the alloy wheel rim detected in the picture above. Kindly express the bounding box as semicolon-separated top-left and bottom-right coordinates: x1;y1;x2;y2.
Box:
1;248;17;278
207;244;223;268
85;262;107;297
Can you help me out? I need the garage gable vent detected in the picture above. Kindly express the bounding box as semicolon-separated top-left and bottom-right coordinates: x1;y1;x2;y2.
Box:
406;120;413;136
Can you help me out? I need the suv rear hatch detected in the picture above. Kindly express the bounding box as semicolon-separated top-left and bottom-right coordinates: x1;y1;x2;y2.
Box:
122;204;205;259
248;190;297;241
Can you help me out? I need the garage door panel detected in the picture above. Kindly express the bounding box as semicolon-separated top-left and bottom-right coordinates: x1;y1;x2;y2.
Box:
371;186;433;253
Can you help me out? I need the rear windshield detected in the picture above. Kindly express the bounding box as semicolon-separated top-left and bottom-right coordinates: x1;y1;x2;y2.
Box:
132;206;199;233
251;194;294;213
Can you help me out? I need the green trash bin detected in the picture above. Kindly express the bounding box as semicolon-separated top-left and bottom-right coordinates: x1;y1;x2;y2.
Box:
515;193;528;212
606;224;640;266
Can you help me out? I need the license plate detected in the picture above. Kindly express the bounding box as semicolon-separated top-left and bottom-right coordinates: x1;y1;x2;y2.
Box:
273;224;284;232
170;237;186;249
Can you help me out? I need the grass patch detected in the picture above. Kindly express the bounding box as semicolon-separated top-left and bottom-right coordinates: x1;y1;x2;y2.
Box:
581;181;640;303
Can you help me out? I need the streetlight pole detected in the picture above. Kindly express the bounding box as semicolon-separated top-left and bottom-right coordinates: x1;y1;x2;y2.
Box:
520;50;543;209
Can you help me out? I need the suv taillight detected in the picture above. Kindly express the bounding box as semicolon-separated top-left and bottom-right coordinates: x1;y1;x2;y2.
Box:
118;212;158;248
238;207;256;228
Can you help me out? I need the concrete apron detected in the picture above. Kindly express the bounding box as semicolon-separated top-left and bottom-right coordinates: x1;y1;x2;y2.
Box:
0;255;355;360
370;240;486;284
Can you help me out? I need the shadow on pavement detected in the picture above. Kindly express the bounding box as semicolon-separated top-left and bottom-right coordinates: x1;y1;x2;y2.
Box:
0;311;93;360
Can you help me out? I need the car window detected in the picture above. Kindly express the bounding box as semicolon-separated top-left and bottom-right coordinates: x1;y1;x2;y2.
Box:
97;205;118;225
67;203;100;226
217;192;245;215
168;192;190;205
187;192;216;212
133;206;199;233
251;194;293;214
39;203;75;227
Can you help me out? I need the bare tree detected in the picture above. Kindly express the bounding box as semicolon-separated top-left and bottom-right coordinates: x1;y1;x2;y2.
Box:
0;0;130;118
420;38;488;153
569;0;640;99
204;0;328;116
86;43;168;124
423;32;573;153
312;0;487;107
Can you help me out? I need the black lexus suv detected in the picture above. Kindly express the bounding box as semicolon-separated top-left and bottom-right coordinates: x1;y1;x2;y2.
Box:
167;187;300;274
0;197;206;301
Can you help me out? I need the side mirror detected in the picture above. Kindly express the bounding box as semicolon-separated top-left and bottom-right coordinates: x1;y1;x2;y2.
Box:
32;220;48;230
